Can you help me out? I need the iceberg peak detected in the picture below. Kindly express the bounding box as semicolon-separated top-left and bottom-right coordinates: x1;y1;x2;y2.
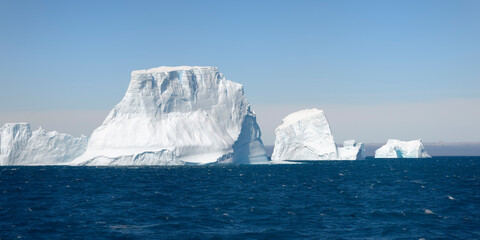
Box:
73;66;268;165
131;66;215;75
281;108;326;126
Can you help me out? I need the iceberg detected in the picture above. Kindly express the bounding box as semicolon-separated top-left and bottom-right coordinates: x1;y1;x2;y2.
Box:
72;66;268;166
271;109;364;162
0;123;87;165
337;140;365;160
374;139;431;158
271;108;337;161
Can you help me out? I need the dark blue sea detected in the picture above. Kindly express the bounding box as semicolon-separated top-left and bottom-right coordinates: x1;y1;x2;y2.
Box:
1;157;479;239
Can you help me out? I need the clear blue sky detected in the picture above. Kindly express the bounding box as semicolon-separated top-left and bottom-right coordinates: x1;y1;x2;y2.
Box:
1;0;479;143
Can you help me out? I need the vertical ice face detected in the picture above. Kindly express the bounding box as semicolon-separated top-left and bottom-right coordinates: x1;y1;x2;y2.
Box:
72;66;268;165
0;123;32;165
337;140;366;160
271;109;365;162
374;139;431;158
0;123;87;165
271;108;338;161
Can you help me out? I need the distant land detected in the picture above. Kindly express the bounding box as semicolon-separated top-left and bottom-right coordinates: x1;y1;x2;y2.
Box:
264;142;480;157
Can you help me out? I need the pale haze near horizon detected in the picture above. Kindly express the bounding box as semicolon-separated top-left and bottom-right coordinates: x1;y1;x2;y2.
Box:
1;98;479;145
0;0;479;145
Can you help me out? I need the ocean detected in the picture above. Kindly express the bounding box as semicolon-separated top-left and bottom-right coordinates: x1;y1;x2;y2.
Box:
1;157;479;239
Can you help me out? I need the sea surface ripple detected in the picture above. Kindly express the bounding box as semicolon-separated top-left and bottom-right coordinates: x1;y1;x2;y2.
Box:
1;157;479;239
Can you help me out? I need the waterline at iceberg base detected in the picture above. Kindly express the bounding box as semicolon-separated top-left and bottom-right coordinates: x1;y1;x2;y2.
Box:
0;122;87;166
375;139;431;158
1;66;434;166
2;158;478;239
71;66;269;166
271;108;365;163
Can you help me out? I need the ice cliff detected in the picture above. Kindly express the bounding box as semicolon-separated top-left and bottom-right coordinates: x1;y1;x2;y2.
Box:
375;139;431;158
0;123;87;165
271;109;337;161
271;108;364;162
338;140;365;160
72;66;268;166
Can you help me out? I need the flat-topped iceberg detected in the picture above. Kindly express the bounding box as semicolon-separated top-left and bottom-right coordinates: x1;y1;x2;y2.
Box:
0;123;87;165
72;66;268;166
271;108;364;162
375;139;431;158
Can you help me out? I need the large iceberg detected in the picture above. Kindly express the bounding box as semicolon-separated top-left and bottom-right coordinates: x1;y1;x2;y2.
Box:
72;66;268;166
0;123;87;165
271;108;364;162
374;139;431;158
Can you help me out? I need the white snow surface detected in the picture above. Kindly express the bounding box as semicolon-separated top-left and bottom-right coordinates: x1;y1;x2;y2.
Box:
271;108;337;161
374;139;431;158
72;66;268;165
337;140;366;160
0;123;87;165
271;109;364;162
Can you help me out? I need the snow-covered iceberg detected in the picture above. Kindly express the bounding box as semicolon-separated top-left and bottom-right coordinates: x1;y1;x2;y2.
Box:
271;108;364;162
374;139;431;158
338;140;365;160
271;108;337;161
72;66;268;166
0;123;87;165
